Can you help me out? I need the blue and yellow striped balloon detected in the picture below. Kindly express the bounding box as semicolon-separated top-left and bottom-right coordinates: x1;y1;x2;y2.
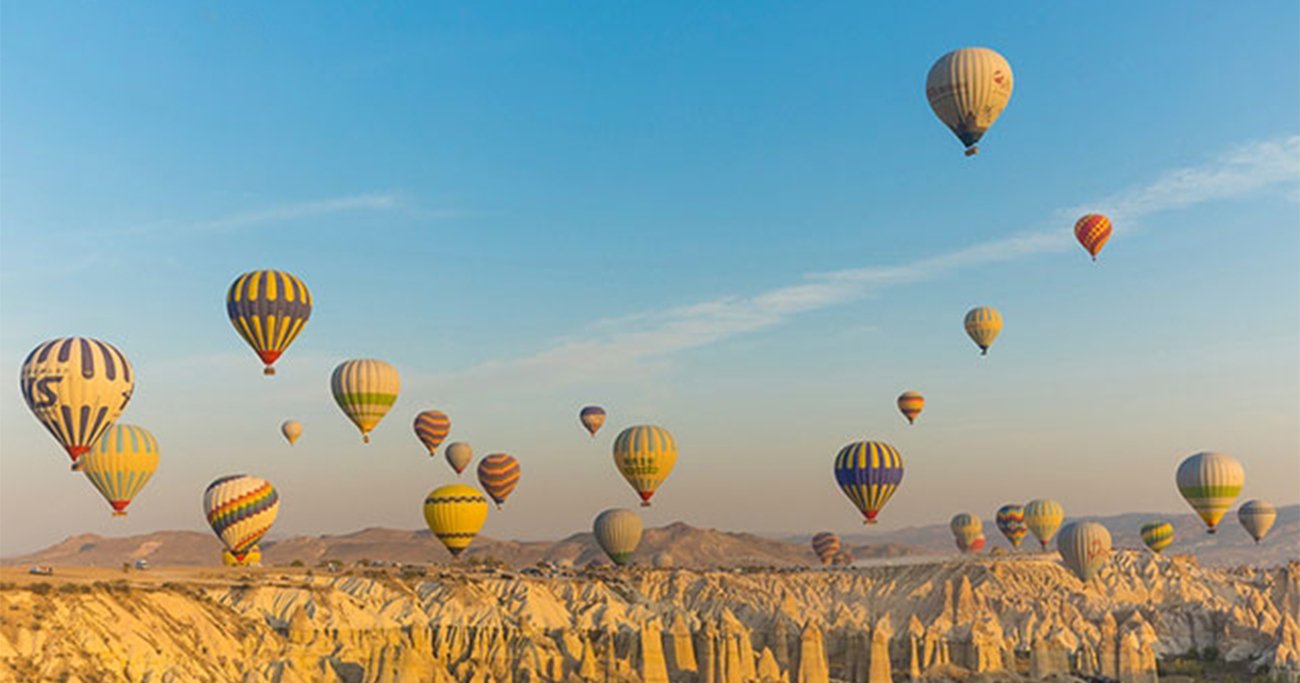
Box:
19;337;135;469
834;441;904;524
1140;521;1174;554
226;270;312;376
81;424;159;516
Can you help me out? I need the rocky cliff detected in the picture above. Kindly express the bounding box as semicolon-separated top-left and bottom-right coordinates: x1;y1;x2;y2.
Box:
2;552;1296;682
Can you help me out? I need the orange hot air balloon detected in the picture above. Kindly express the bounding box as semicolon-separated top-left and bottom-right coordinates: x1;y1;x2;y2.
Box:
1074;214;1112;262
897;391;925;425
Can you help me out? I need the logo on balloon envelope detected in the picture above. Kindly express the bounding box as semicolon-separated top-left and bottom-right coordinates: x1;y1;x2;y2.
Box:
19;374;62;409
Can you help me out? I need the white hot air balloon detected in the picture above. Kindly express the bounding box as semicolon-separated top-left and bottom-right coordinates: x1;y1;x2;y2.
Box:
1237;500;1277;543
926;47;1014;156
1056;521;1112;582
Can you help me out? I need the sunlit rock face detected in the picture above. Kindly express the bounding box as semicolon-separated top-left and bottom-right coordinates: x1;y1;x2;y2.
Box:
2;553;1296;682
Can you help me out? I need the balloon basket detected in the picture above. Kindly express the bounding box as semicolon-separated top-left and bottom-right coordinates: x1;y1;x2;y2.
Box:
263;366;276;376
964;146;979;157
112;511;127;517
640;502;651;508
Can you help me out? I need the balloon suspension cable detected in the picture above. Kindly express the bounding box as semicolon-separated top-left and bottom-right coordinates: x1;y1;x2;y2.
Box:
264;366;276;376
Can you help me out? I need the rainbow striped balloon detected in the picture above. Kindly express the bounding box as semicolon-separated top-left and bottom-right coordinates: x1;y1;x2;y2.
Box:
477;453;520;509
414;410;451;456
226;270;311;376
81;424;159;516
995;504;1028;548
1140;521;1174;554
897;391;925;425
834;441;904;524
203;475;280;561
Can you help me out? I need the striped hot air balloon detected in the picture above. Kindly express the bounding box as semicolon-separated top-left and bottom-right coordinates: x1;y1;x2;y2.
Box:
1140;521;1174;554
331;359;400;444
477;453;520;509
834;440;904;525
1025;499;1064;550
1176;452;1244;534
1057;521;1112;582
222;546;262;567
811;532;842;566
593;508;643;566
897;391;925;425
280;420;302;446
579;406;607;437
995;504;1028;548
226;270;311;376
444;441;473;475
1074;214;1113;262
1238;500;1276;543
414;410;451;456
964;307;1003;355
951;513;983;553
203;475;279;562
80;424;159;516
613;425;678;507
926;48;1014;156
20;337;134;469
423;484;489;557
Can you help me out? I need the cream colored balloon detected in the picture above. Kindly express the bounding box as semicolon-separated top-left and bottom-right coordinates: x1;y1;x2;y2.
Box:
926;47;1014;156
1057;521;1112;582
281;420;303;446
330;359;401;443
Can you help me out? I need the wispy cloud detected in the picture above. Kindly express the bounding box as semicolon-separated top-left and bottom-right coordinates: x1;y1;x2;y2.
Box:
112;192;406;238
434;135;1300;391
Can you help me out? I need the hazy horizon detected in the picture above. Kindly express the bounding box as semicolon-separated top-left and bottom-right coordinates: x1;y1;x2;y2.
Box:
3;4;1298;557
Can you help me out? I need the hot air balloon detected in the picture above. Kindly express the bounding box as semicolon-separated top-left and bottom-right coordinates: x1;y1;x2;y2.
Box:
926;47;1014;156
203;475;279;563
422;484;488;557
1057;521;1112;582
80;424;159;516
652;552;674;569
222;546;262;567
1140;521;1174;554
1238;500;1277;543
613;425;678;507
20;337;135;470
897;391;925;425
995;504;1028;548
1025;499;1064;550
445;441;473;475
331;359;400;444
1176;452;1244;534
226;270;312;376
477;453;520;509
579;406;607;437
414;410;451;456
1074;214;1113;262
964;307;1002;355
811;532;842;566
281;420;302;446
951;513;984;553
834;440;904;524
593;508;643;566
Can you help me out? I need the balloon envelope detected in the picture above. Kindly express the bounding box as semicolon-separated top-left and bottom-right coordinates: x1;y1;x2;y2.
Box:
1176;452;1244;533
445;441;473;475
811;532;842;566
897;391;925;425
20;337;135;468
579;406;607;437
81;424;159;516
995;504;1028;548
1237;500;1276;543
1057;521;1112;581
593;508;643;566
950;513;983;550
1074;214;1113;261
1025;499;1064;550
204;475;279;561
331;359;400;443
964;307;1003;355
423;484;489;557
612;425;678;506
414;410;451;455
1140;521;1174;554
226;270;311;375
281;420;302;445
926;47;1014;155
477;453;521;508
834;441;904;524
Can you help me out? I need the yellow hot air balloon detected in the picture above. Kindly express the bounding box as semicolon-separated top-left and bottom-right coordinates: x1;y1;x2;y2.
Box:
222;546;262;567
1025;499;1064;550
423;484;489;557
1176;452;1244;534
19;337;135;470
926;47;1014;156
612;425;678;507
964;307;1002;355
950;513;983;552
281;420;303;446
331;359;400;443
81;424;159;516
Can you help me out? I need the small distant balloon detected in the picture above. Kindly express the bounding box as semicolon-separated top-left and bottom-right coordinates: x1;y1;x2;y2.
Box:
1176;452;1244;534
1057;521;1112;582
226;270;311;376
897;391;925;425
423;484;489;558
579;406;607;437
926;47;1014;156
964;307;1002;355
951;513;983;553
331;359;400;444
1140;521;1174;554
445;441;473;475
593;508;643;566
811;532;842;566
477;453;521;509
20;337;135;470
834;440;904;524
1237;500;1276;543
1025;499;1064;550
1074;214;1113;262
414;410;451;456
281;420;302;446
81;424;159;517
995;504;1027;548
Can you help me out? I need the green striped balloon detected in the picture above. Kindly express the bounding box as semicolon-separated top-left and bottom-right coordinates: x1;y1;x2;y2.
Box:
1176;452;1243;534
1139;521;1174;554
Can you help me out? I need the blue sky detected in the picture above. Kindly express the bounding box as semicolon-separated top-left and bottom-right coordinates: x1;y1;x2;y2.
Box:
2;3;1297;554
